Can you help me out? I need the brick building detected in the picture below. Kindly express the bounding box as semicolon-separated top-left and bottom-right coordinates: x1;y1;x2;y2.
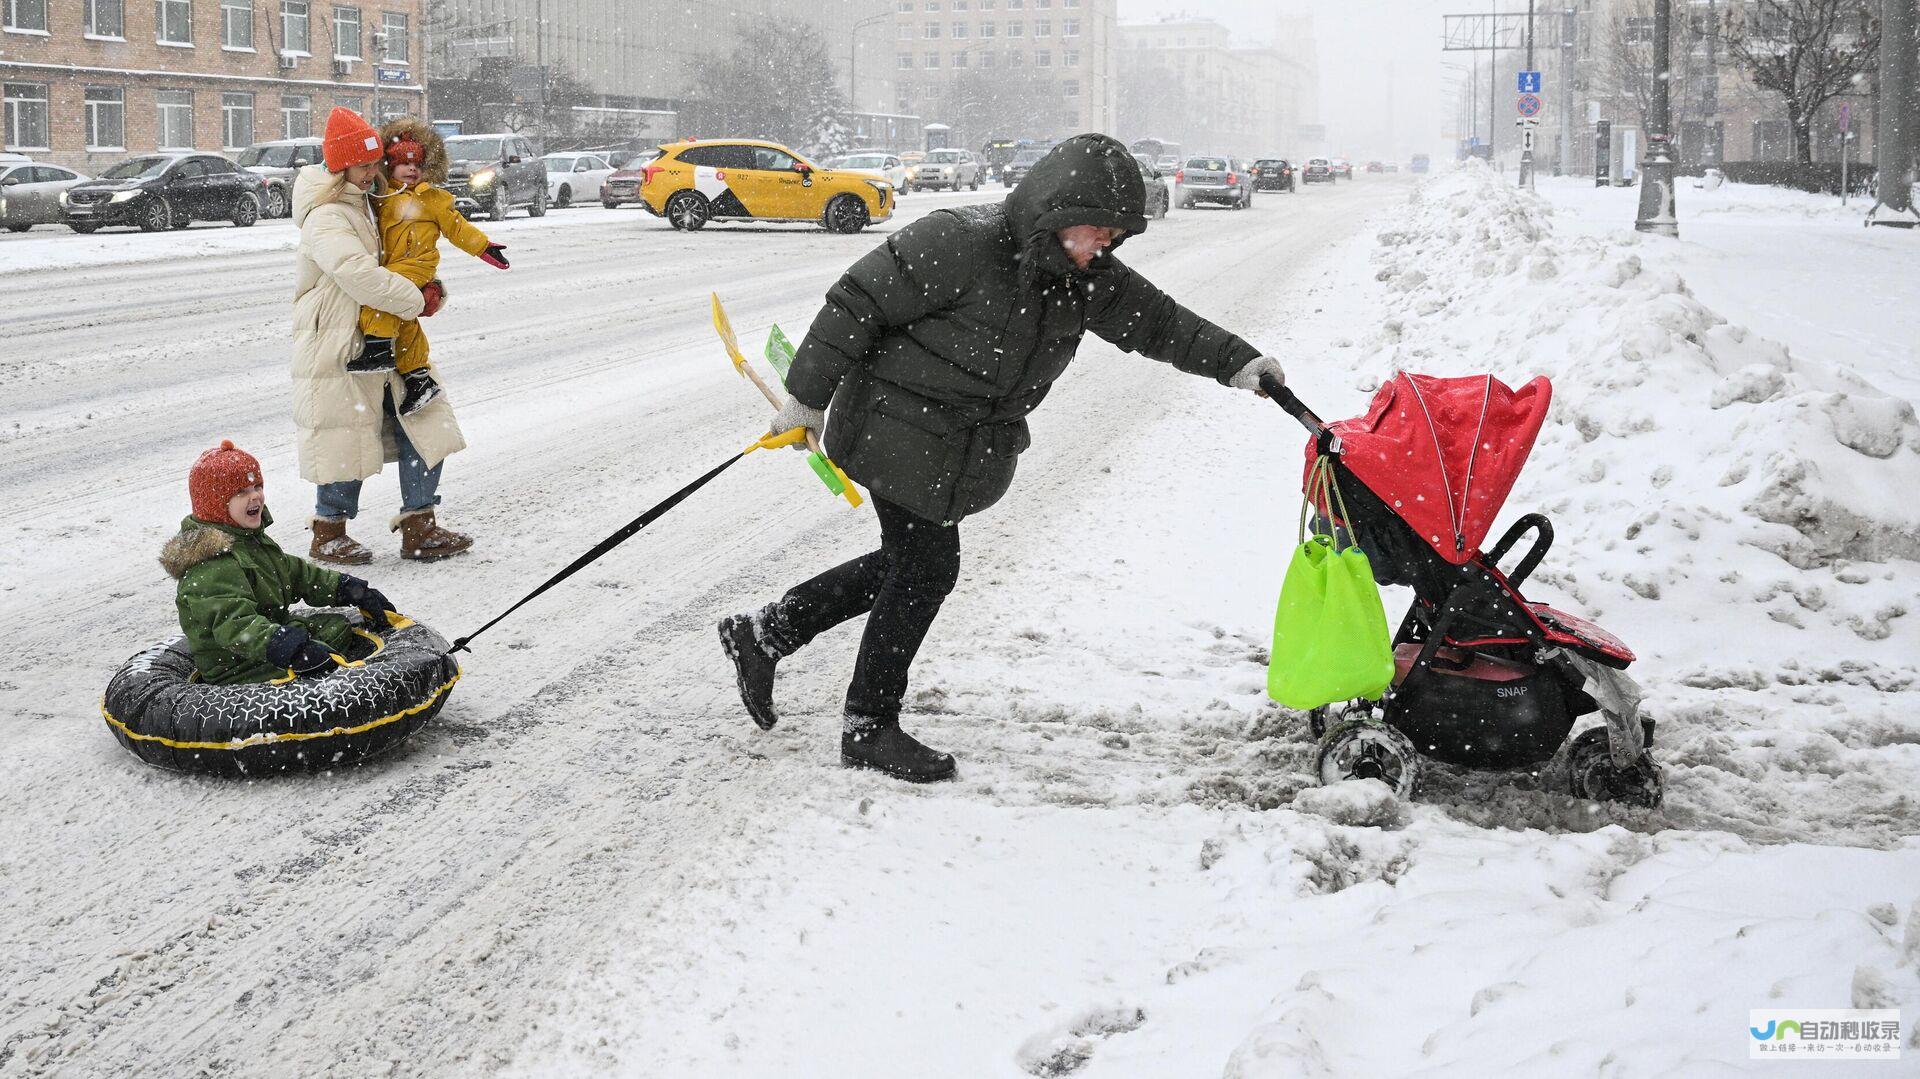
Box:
1117;17;1307;156
2;0;426;172
890;0;1120;147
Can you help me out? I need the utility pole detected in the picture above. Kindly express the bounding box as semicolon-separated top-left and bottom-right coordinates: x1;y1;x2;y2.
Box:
1634;0;1678;235
1868;0;1917;226
1559;7;1574;176
1520;0;1536;187
1490;0;1499;163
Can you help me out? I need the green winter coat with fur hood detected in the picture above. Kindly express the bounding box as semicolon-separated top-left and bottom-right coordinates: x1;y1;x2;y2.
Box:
161;511;353;685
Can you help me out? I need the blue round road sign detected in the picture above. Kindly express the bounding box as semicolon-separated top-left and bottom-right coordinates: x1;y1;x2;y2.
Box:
1517;93;1543;118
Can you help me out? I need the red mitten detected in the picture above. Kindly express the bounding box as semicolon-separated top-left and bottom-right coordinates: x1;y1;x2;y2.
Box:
479;243;510;270
420;279;445;317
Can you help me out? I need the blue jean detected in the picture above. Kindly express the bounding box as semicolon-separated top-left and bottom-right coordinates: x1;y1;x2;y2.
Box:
314;388;443;520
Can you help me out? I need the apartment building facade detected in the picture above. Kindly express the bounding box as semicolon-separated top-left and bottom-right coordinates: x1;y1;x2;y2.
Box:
1117;17;1303;157
889;0;1120;147
2;0;425;170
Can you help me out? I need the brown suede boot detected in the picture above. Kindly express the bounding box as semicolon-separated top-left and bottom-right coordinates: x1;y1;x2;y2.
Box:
394;508;473;561
310;516;373;565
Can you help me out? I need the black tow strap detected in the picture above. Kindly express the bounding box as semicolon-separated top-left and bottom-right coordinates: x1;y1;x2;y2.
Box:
449;452;745;654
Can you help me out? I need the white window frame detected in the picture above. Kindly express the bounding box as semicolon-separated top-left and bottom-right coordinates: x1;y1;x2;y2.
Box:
221;0;253;49
896;52;913;68
1062;18;1078;36
221;91;253;149
85;85;125;149
280;0;309;55
155;0;193;45
331;4;359;59
952;49;968;67
3;82;50;150
5;0;49;34
380;11;407;62
281;92;310;137
924;49;940;67
85;0;124;38
1034;18;1049;35
156;88;194;149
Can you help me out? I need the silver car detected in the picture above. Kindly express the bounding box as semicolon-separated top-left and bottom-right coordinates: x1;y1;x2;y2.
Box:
1176;155;1254;210
236;138;323;218
1;161;91;231
911;148;981;192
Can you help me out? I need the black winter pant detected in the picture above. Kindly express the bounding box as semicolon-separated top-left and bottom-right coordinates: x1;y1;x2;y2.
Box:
762;496;961;721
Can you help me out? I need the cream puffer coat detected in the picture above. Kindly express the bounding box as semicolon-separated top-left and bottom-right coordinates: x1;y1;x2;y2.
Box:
291;164;466;485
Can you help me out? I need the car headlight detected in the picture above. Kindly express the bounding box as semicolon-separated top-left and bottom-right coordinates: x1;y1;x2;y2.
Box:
471;169;495;190
863;179;890;198
0;198;8;215
110;190;140;203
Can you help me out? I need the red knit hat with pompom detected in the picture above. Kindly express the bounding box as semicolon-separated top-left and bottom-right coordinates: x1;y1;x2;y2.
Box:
385;136;424;168
189;440;264;526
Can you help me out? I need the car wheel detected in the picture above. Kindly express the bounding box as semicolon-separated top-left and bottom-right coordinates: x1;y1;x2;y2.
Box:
68;221;100;234
264;184;288;218
969;177;979;191
6;222;29;233
665;189;709;231
823;193;871;234
1180;196;1195;210
138;197;173;232
528;187;548;218
488;195;508;222
232;194;260;227
602;197;619;209
556;184;571;209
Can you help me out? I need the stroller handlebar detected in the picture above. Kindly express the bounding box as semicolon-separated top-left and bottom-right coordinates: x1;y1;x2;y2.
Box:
1259;374;1336;450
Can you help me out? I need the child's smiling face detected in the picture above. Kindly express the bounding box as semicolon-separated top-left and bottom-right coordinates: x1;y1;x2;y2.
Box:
226;484;265;529
392;161;422;186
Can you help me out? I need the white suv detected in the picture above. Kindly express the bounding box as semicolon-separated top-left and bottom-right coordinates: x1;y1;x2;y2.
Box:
911;149;981;192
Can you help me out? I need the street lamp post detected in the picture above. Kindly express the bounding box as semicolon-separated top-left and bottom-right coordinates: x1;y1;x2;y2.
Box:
1634;0;1678;236
848;12;893;115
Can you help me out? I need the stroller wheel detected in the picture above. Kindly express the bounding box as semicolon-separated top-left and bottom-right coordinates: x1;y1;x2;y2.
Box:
1564;728;1663;808
1316;720;1421;799
1308;706;1330;739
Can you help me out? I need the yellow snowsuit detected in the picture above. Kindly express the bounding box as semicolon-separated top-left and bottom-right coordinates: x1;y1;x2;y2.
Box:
359;182;493;374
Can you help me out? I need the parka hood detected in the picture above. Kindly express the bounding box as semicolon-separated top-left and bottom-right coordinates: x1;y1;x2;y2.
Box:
1005;133;1148;279
292;163;380;226
378;116;450;185
159;512;274;578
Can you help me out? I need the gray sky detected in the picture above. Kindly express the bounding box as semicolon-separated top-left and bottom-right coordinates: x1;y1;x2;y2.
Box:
1117;0;1467;159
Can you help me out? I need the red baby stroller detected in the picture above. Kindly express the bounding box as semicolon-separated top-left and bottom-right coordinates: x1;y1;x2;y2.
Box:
1261;372;1661;807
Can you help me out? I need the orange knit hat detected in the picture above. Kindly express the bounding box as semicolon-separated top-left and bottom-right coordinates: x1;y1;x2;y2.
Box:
189;440;263;526
322;107;383;171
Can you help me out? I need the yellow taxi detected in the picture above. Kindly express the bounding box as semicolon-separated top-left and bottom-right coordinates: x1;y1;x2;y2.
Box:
635;138;894;233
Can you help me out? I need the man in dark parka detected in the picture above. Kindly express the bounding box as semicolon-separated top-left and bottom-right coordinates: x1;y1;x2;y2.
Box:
720;133;1285;782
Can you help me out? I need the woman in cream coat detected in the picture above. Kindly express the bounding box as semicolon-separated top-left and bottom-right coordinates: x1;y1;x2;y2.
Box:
295;107;472;564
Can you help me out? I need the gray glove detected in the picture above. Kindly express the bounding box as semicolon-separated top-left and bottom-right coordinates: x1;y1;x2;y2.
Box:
769;395;825;451
1229;355;1286;396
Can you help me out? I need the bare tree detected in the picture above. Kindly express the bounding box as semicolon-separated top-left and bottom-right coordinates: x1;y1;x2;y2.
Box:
1723;0;1879;163
919;68;1066;148
686;19;852;158
1116;59;1197;149
1601;0;1706;130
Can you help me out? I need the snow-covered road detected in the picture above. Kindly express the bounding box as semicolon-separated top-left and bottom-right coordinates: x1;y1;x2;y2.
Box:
0;179;1410;1074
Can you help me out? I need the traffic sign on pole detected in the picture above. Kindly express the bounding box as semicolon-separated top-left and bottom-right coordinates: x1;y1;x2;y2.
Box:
1517;71;1542;94
1517;93;1543;118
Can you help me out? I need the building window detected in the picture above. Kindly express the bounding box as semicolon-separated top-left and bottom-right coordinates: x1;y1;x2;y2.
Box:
978;0;992;7
1063;18;1078;35
895;0;909;10
1034;18;1049;35
1007;0;1022;8
898;22;911;38
953;50;968;66
3;82;49;149
84;86;125;148
1063;0;1076;6
282;93;311;137
924;50;940;67
980;50;994;67
335;94;361;115
1063;79;1079;97
1034;0;1049;6
221;91;253;148
1035;49;1050;65
951;0;966;8
1008;20;1022;36
978;21;994;36
5;0;47;32
155;0;192;43
332;5;359;57
922;0;937;9
381;11;406;61
951;20;965;36
222;0;252;47
156;89;194;149
85;0;123;35
1063;48;1078;65
1007;48;1022;65
923;21;938;37
897;52;913;68
376;95;407;121
280;0;307;52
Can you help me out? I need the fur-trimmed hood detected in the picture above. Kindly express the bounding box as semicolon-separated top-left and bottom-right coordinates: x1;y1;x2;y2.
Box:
379;116;449;185
159;512;273;579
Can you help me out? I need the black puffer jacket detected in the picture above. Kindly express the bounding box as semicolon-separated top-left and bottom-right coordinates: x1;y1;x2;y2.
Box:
786;133;1261;524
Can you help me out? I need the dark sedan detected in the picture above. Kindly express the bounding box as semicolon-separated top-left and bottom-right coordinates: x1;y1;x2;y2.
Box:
1253;158;1296;192
62;153;263;232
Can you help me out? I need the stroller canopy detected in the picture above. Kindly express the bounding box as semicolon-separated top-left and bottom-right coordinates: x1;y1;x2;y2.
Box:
1315;372;1552;564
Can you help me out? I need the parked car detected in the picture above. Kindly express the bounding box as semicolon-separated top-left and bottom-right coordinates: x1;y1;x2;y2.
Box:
600;149;663;208
827;151;908;195
1410;154;1432;174
1;161;90;231
1175;155;1254;209
912;148;982;192
541;153;615;207
443;133;547;220
1252;158;1295;192
1135;158;1170;219
1302;156;1334;184
62;153;264;232
1000;147;1048;189
1331;158;1354;180
635;138;893;233
236;137;322;218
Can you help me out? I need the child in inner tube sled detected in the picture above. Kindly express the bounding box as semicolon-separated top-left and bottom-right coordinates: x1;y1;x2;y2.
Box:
159;440;405;685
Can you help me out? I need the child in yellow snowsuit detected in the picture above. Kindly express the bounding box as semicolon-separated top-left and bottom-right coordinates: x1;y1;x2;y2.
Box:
348;116;509;415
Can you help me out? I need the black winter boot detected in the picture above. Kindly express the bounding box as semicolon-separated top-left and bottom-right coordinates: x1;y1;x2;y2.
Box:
398;368;442;416
842;717;956;783
719;612;782;730
346;335;396;372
